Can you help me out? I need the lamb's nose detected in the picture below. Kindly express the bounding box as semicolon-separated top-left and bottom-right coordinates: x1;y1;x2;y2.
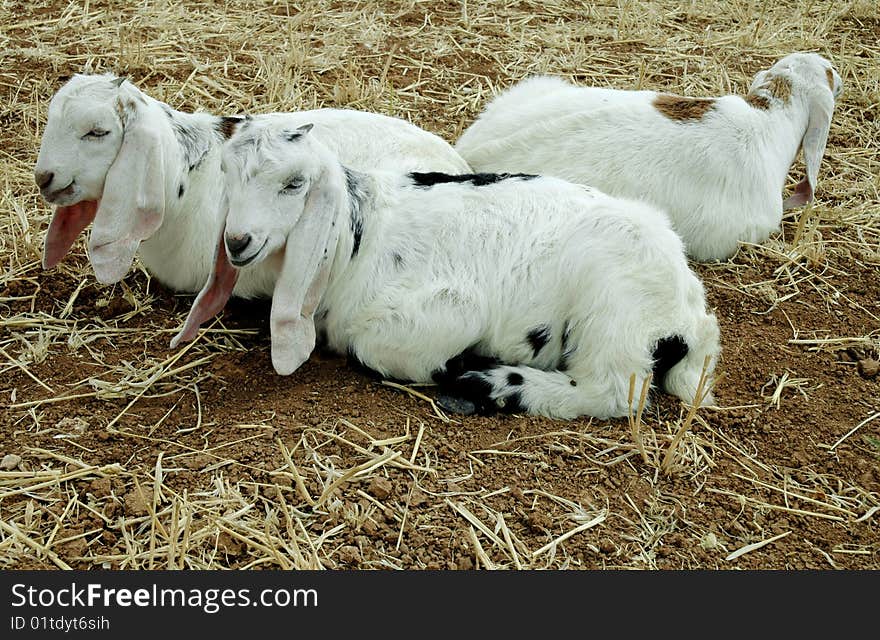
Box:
225;233;252;256
35;170;54;190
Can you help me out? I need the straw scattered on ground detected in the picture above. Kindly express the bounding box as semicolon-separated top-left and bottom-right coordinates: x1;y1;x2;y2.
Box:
1;0;878;570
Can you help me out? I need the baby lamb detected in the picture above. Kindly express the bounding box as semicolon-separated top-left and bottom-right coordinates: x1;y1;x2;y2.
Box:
32;73;470;297
171;117;721;421
455;52;843;261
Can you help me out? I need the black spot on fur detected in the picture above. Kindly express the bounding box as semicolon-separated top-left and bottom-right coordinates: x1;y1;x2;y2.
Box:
392;252;404;267
163;107;212;173
409;172;538;189
449;370;524;415
433;356;525;416
217;116;244;140
503;390;524;413
282;124;313;141
652;335;689;388
442;370;498;415
345;168;367;258
315;309;329;348
178;184;185;198
558;350;575;372
526;325;551;358
431;346;499;386
350;214;362;258
559;319;575;371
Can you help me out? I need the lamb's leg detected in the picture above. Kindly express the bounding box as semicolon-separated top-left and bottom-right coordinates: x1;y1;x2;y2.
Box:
431;347;500;416
446;363;652;420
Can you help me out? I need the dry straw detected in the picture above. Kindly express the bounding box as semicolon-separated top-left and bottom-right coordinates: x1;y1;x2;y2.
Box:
1;0;879;570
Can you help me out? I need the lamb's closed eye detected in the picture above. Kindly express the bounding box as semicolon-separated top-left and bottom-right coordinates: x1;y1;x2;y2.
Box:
82;128;109;139
281;176;305;193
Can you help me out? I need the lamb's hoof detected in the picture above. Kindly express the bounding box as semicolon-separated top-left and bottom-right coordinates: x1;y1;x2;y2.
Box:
435;394;477;416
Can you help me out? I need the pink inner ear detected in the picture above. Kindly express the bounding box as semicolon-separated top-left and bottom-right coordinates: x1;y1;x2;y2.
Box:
42;200;99;268
782;178;813;211
169;237;239;348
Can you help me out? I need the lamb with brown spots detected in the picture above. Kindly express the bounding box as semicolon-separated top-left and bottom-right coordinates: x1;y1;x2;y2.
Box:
455;53;843;262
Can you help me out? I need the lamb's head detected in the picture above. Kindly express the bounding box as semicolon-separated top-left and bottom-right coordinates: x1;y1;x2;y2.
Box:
223;119;345;374
748;53;842;210
35;74;125;208
34;74;126;269
749;52;842;103
172;119;344;377
34;73;167;283
219;120;330;268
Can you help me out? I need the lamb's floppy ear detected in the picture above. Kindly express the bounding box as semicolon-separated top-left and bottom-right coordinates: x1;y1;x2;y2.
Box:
170;220;239;348
782;178;812;210
783;88;835;210
270;170;340;376
88;87;166;284
42;200;98;269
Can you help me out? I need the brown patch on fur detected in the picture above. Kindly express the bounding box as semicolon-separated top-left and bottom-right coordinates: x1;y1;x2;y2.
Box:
115;97;138;123
744;93;771;110
652;94;716;121
745;73;792;109
217;116;243;139
768;75;791;103
825;68;835;92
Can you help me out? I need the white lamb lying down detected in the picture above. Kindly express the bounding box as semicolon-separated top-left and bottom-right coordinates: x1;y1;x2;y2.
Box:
32;73;470;298
455;52;843;262
172;118;721;420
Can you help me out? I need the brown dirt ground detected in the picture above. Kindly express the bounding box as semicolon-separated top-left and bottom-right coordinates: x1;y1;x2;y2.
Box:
1;1;878;570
